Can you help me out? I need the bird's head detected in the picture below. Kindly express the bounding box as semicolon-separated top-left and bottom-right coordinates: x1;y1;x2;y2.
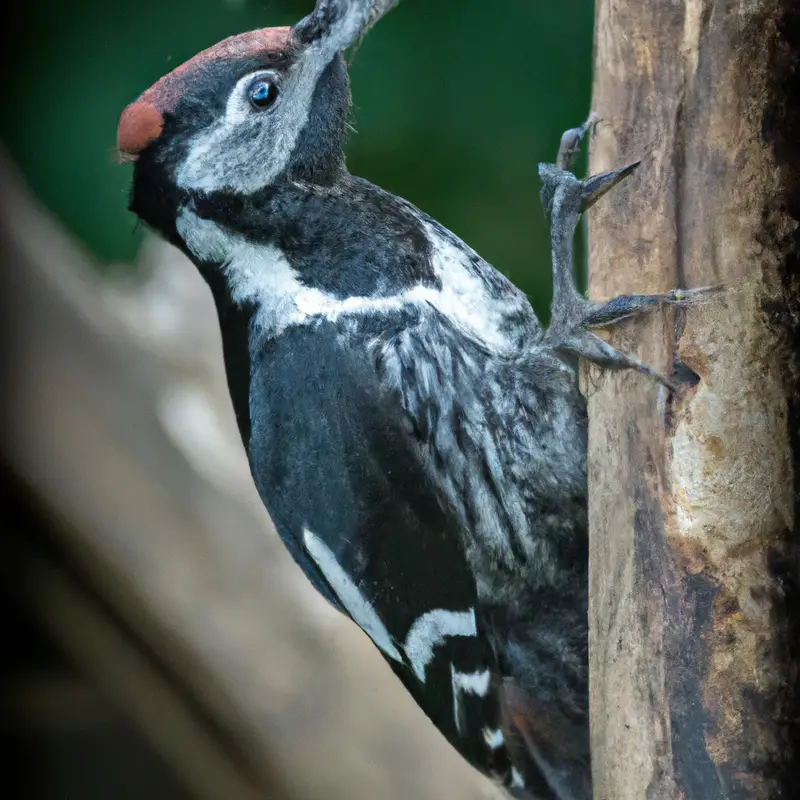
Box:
118;0;398;242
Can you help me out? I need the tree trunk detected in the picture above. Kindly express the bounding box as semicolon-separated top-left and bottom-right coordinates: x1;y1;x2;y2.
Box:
586;2;799;798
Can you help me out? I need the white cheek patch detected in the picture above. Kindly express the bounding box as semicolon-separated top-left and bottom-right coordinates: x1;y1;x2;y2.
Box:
403;608;477;682
303;528;403;663
176;57;323;195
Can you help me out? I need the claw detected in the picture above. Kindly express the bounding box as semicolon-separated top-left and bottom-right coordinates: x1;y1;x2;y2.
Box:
580;161;640;211
581;285;725;329
556;331;681;392
540;119;717;391
662;285;724;305
556;111;601;171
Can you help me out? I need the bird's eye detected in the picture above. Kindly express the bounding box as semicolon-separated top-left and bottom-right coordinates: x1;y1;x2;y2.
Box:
248;78;278;110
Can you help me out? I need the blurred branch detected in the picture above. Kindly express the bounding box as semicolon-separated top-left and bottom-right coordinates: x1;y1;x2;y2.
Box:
0;149;507;800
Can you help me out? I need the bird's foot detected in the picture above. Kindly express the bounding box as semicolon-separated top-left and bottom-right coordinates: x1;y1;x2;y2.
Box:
555;112;600;172
539;115;720;391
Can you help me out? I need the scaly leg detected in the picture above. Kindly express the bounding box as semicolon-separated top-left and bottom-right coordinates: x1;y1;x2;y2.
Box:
539;115;719;390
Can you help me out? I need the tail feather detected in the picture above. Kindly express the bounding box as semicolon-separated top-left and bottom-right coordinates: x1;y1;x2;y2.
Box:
499;679;592;800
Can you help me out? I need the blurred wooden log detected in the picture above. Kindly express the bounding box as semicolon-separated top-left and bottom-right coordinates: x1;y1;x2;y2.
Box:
2;671;110;733
0;150;507;800
0;658;196;799
586;2;799;798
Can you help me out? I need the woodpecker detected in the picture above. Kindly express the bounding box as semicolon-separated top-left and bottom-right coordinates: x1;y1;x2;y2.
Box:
118;2;709;797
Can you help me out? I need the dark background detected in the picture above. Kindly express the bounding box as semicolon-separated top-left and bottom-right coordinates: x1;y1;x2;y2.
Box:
1;0;594;319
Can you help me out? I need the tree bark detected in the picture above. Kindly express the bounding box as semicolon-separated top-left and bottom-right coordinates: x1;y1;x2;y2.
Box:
587;2;800;798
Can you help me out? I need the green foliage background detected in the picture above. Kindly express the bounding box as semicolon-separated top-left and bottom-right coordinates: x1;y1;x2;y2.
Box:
2;0;593;321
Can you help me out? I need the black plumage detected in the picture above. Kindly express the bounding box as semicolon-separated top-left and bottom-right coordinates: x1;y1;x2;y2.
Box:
119;3;709;797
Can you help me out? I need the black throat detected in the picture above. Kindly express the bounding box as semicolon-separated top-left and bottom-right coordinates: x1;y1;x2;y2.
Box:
187;172;442;448
195;262;257;449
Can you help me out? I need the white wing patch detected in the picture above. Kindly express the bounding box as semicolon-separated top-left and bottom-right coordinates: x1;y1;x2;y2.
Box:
303;528;402;663
302;528;488;703
422;222;529;354
451;666;491;735
510;768;525;788
451;667;491;697
404;608;477;682
483;727;505;750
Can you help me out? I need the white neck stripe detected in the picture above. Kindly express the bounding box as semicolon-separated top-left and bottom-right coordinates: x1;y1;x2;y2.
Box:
176;207;531;353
